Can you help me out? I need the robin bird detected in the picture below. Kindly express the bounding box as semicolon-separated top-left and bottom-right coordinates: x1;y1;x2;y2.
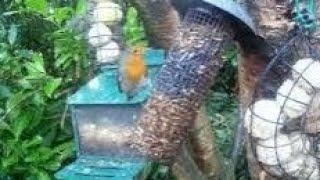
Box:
118;46;148;100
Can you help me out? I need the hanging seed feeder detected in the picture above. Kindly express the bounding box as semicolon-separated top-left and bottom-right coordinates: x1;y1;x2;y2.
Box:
55;0;167;178
55;49;165;179
130;0;256;164
245;1;320;179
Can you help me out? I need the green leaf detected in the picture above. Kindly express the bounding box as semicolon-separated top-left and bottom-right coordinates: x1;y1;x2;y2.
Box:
6;91;35;112
30;168;51;180
25;0;48;14
44;78;62;98
123;6;148;47
53;7;73;24
54;142;74;161
7;24;18;46
2;154;19;170
0;85;11;99
21;136;43;149
75;0;87;15
43;159;61;171
0;120;10;131
25;53;46;77
11;112;32;138
24;146;54;163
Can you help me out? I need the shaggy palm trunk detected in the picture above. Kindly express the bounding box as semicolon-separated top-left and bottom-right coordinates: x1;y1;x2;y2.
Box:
131;6;234;165
128;0;180;49
130;0;225;179
235;0;293;179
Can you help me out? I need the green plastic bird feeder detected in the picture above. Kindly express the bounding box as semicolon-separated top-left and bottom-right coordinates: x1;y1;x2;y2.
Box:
55;49;164;180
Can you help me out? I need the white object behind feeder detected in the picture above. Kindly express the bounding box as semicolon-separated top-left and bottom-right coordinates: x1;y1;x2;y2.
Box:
256;133;293;166
288;133;310;155
292;58;320;93
277;80;311;119
96;41;120;63
88;23;112;47
93;2;123;25
283;154;318;179
244;100;284;139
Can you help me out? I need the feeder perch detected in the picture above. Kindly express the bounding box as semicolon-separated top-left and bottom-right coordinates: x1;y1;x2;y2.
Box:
55;49;164;180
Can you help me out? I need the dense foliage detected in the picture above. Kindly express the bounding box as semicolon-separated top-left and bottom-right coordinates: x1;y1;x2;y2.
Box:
0;1;244;179
0;0;88;179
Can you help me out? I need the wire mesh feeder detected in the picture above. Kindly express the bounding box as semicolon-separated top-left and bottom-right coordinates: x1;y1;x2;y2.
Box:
131;6;234;164
85;0;125;67
244;28;320;179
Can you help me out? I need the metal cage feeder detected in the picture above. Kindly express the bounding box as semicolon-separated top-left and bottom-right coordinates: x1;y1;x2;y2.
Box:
246;28;320;179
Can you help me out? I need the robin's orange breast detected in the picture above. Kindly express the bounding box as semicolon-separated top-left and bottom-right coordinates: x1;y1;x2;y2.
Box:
125;56;146;83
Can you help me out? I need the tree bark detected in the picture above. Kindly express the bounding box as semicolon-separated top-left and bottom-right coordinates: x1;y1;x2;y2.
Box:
128;0;180;49
132;14;234;162
235;0;293;179
130;1;224;179
189;107;223;179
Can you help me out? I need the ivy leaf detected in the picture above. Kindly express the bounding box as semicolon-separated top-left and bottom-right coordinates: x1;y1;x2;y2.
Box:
44;78;62;98
25;53;46;78
25;0;48;14
7;24;18;46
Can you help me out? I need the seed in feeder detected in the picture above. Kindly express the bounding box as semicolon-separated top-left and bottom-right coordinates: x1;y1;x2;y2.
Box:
96;41;120;63
88;23;112;47
93;2;123;25
244;100;284;139
78;123;98;152
292;58;320;92
277;80;311;119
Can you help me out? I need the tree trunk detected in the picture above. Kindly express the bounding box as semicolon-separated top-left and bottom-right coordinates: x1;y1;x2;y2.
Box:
131;4;234;175
130;1;224;179
189;107;223;179
171;144;206;180
235;0;293;179
128;0;180;49
132;16;233;161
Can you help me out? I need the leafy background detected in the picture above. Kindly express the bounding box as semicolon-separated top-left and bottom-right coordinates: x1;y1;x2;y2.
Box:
0;0;87;179
0;0;244;179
